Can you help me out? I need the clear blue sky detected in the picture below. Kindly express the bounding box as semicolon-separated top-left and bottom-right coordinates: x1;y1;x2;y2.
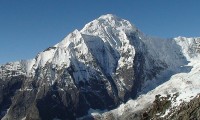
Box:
0;0;200;64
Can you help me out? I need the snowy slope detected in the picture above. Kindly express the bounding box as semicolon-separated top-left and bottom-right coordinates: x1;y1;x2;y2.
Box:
93;37;200;119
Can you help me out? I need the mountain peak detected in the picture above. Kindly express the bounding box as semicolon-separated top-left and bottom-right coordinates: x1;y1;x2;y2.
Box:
98;14;121;21
81;14;138;36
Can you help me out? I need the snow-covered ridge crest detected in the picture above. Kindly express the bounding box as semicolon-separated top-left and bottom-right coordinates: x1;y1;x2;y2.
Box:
174;36;200;60
55;29;82;48
32;29;89;71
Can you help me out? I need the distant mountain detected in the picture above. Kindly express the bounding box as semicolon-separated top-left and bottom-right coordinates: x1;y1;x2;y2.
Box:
0;14;200;120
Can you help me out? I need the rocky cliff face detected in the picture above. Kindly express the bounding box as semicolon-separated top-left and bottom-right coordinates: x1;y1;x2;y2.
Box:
0;14;200;120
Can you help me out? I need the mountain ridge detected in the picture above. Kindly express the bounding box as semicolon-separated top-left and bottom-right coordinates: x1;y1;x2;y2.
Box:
0;14;200;120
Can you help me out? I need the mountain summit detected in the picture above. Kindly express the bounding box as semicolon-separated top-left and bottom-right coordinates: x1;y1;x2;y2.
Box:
0;14;200;120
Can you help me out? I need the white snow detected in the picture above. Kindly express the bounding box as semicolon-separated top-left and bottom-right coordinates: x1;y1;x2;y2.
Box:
160;109;170;118
35;48;56;67
88;108;107;116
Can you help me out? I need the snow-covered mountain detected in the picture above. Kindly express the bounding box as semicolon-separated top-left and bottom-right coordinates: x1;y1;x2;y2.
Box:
0;14;200;120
